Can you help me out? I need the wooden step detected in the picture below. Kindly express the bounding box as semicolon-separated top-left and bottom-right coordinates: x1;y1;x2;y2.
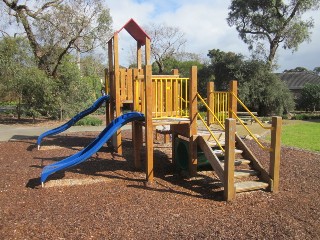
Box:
197;130;225;142
213;149;243;157
235;181;269;193
234;169;259;178
206;140;225;147
221;159;251;167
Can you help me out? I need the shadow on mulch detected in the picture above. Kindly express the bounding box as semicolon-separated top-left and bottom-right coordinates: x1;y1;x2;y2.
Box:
26;177;42;189
27;133;226;201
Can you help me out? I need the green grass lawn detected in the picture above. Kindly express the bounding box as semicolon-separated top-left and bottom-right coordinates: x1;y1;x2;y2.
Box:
281;120;320;152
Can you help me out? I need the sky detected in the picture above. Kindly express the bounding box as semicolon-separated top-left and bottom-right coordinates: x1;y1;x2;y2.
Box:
106;0;320;72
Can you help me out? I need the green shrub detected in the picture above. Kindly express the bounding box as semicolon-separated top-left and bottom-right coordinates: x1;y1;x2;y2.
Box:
292;113;320;120
75;116;102;126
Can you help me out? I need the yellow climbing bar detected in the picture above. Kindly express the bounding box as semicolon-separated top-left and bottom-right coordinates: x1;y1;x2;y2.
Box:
197;112;225;152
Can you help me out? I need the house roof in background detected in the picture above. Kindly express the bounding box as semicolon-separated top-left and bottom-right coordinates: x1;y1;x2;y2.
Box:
278;71;320;90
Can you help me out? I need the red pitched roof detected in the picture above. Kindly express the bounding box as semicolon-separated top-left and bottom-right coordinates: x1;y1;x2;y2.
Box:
117;18;150;46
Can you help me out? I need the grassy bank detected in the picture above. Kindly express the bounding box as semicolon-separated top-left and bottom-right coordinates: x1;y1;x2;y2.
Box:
281;120;320;152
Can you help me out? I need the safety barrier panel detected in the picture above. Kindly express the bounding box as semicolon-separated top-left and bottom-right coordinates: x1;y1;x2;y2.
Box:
207;91;229;124
134;77;190;119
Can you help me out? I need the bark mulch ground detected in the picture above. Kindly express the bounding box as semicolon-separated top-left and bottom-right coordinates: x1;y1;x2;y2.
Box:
0;129;319;239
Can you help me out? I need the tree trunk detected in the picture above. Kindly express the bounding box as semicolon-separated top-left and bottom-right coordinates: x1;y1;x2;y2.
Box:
268;37;280;68
17;95;22;121
156;60;164;74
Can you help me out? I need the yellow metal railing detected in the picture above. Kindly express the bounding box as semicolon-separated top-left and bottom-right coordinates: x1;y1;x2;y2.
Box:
197;93;225;152
208;91;229;124
197;112;225;152
230;92;273;130
229;92;274;152
197;93;225;130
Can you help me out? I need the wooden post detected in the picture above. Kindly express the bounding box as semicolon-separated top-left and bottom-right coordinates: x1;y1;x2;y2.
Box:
229;80;237;119
189;66;198;177
172;69;179;75
270;116;282;193
133;121;143;169
224;118;236;201
145;65;154;182
145;38;151;66
113;32;122;154
107;39;114;126
207;82;214;125
132;68;142;169
105;68;111;125
137;42;142;69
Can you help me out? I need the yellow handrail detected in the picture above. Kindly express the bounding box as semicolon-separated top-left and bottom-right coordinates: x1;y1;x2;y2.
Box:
230;92;273;130
197;93;225;130
197;113;225;152
231;110;272;152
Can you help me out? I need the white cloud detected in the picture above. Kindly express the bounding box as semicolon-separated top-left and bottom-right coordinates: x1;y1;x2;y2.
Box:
107;0;320;71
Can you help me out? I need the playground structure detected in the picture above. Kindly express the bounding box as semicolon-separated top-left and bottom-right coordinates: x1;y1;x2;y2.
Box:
38;19;282;201
105;19;282;201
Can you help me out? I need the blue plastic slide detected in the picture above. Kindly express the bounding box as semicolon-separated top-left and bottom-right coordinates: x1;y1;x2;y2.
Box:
37;95;110;148
40;112;145;185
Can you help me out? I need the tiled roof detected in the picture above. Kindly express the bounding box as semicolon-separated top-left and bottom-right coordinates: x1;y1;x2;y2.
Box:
278;71;320;90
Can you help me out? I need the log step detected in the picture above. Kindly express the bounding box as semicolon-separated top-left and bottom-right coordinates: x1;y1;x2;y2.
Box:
213;149;243;157
235;181;269;193
234;169;259;178
221;159;251;166
206;140;225;147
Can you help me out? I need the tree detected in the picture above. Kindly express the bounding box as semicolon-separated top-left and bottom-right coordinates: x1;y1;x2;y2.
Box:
227;0;320;67
1;0;112;78
0;36;96;120
298;83;320;111
0;36;53;120
284;66;310;72
80;55;105;99
144;23;187;74
239;60;294;115
206;49;294;115
207;49;244;90
313;66;320;75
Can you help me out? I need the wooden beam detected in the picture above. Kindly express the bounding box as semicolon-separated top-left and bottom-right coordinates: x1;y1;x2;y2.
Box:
224;118;236;201
229;80;237;119
145;65;154;182
270;116;282;193
207;82;214;125
113;32;122;154
133;121;143;169
145;37;151;66
137;42;142;69
104;68;110;125
189;66;198;176
197;136;225;182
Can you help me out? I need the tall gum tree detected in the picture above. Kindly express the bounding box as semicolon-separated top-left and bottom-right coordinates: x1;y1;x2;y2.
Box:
227;0;320;68
1;0;112;78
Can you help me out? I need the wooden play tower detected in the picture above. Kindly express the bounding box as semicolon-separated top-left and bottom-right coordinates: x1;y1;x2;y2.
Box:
105;19;282;201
